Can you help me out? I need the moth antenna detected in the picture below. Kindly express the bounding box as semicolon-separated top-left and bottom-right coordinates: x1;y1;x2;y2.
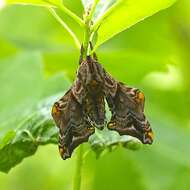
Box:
79;44;84;65
89;41;98;61
89;41;93;50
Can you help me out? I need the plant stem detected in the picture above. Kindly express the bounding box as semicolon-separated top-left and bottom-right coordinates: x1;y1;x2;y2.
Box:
83;23;91;58
73;145;83;190
45;0;85;27
58;4;85;27
82;0;100;58
87;0;100;20
48;8;81;49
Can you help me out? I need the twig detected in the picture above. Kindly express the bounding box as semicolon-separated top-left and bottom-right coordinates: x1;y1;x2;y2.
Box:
48;8;81;49
73;145;84;190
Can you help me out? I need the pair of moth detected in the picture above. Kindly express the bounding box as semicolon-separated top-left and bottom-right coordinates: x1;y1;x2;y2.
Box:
52;45;153;160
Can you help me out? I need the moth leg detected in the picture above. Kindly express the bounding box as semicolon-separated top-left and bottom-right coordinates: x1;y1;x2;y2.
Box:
66;127;95;158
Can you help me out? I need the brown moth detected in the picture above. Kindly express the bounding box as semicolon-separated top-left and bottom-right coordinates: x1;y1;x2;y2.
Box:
51;43;153;159
52;47;107;159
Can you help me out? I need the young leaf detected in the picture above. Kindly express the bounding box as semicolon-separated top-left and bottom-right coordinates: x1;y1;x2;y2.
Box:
89;129;142;158
0;52;70;173
6;0;61;7
5;0;85;38
92;0;116;21
0;95;58;173
93;0;177;49
81;0;93;11
81;0;116;21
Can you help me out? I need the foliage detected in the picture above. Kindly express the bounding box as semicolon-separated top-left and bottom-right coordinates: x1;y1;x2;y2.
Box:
6;0;177;51
1;0;190;190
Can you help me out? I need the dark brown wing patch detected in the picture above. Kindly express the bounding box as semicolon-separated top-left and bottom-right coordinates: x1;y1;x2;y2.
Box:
106;82;153;144
52;89;95;160
73;56;106;129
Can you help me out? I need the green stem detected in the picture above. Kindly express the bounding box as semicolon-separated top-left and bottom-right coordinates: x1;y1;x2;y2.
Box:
83;23;91;58
82;0;100;58
58;4;85;27
73;145;83;190
48;8;81;49
45;0;85;27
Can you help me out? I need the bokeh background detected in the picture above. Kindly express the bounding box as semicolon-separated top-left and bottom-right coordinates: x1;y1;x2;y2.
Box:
0;0;190;190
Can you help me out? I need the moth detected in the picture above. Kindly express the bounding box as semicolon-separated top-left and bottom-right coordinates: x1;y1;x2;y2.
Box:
52;48;106;159
52;44;153;159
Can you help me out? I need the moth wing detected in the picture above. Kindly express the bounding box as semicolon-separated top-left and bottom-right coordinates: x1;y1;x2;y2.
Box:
52;89;94;160
106;82;153;144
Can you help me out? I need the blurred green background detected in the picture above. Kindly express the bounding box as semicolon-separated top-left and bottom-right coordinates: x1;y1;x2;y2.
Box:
0;0;190;190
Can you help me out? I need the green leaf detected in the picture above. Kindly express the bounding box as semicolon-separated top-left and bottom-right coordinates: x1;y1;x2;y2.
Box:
92;0;116;21
0;52;44;135
0;6;79;50
81;0;93;10
0;52;71;173
89;129;142;158
0;37;17;58
94;0;177;49
6;0;61;7
0;95;58;173
81;0;116;22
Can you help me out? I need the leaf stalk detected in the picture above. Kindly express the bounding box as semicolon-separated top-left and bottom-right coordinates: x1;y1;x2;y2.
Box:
73;145;84;190
82;0;100;58
48;8;81;49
